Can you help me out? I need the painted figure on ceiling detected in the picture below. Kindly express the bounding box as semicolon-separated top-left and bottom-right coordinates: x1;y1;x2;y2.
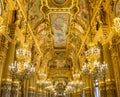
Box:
77;0;89;28
50;13;69;47
53;17;67;46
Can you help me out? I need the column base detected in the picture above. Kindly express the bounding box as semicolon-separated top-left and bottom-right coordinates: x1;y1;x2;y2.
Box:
1;79;12;97
28;87;35;97
106;79;117;97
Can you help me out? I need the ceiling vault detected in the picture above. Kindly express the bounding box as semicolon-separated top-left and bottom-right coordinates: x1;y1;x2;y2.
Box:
0;0;120;97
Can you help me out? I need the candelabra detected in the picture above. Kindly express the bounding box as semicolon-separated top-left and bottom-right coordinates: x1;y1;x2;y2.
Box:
81;44;108;97
113;17;120;35
64;73;84;97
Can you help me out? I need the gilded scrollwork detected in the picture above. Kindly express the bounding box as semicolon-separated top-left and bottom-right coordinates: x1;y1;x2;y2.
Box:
0;0;120;97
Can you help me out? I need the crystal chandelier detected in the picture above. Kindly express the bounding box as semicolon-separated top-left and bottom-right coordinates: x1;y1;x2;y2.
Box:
85;43;100;62
81;43;108;97
9;43;35;81
66;80;84;97
68;80;83;90
40;81;57;96
16;44;32;62
64;85;74;95
82;60;108;79
39;80;52;87
38;72;47;81
82;44;108;79
45;85;56;92
73;73;80;80
9;61;35;80
113;17;120;34
68;73;83;89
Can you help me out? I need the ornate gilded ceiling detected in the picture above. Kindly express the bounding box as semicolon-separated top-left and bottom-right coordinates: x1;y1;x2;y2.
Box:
2;0;119;93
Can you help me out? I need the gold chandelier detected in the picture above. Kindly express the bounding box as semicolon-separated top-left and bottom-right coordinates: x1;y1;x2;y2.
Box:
64;85;74;95
16;44;32;62
82;60;108;79
64;73;83;96
85;43;100;62
81;43;108;97
68;80;83;89
81;44;108;79
9;43;35;80
9;0;35;80
73;73;80;80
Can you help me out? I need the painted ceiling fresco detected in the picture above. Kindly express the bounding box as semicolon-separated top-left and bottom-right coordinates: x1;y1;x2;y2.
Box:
116;0;120;17
50;60;66;68
50;13;70;48
77;0;89;29
28;0;43;28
